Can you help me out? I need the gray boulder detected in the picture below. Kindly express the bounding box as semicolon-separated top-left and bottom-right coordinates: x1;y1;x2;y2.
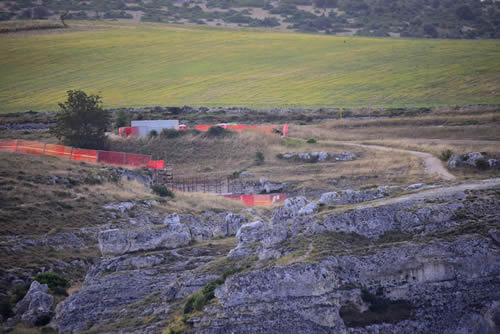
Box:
448;152;492;169
103;202;135;213
98;219;191;256
11;281;53;327
331;151;357;161
318;187;391;206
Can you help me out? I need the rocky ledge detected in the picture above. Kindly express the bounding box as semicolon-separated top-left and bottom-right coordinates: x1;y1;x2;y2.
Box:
50;179;500;334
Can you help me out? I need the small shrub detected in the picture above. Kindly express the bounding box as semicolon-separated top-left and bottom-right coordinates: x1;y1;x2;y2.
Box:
161;128;182;138
151;184;174;197
12;284;30;303
35;272;70;293
439;149;453;161
183;268;242;315
276;153;284;159
360;184;378;191
205;126;232;137
306;138;317;144
255;152;265;165
476;158;489;170
149;130;158;137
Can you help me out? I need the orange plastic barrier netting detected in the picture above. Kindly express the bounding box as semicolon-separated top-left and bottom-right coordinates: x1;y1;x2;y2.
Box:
16;140;45;155
126;153;151;168
221;193;286;207
2;139;157;169
72;148;98;163
147;160;165;169
0;139;17;152
98;151;125;166
44;144;73;159
195;125;215;132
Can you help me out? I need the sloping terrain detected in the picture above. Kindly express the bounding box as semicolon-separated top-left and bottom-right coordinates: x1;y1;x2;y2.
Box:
0;21;499;113
52;179;500;333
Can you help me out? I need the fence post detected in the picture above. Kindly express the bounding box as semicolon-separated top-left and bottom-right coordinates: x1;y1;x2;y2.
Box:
15;139;18;152
43;143;46;155
70;147;74;160
97;150;100;162
123;153;127;166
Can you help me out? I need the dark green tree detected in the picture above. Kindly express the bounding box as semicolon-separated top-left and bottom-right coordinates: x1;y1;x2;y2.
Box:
50;90;111;149
114;109;129;129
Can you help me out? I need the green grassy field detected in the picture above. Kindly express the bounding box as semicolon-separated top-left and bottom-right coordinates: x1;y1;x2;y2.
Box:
0;21;499;113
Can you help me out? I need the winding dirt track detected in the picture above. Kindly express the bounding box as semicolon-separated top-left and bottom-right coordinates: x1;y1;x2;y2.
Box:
325;141;457;181
356;178;500;209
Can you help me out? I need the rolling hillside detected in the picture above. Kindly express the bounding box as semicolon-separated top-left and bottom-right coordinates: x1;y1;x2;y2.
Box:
0;21;499;113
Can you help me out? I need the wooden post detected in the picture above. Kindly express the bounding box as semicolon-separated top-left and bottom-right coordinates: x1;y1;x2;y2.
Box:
70;147;74;160
43;143;46;155
15;139;18;152
97;150;100;162
123;153;127;166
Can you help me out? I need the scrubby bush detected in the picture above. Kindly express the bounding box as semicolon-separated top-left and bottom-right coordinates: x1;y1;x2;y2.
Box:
255;151;265;165
161;128;182;138
439;149;453;161
35;272;70;295
149;130;158;138
183;268;241;315
114;110;129;129
205;126;232;137
151;184;174;197
306;138;317;144
12;284;30;303
276;153;284;159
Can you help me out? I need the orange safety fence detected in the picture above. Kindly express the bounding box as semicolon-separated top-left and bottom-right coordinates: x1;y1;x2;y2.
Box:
147;160;165;169
119;127;140;137
72;148;98;163
98;151;125;166
221;193;286;207
282;124;289;137
194;124;282;133
0;139;159;168
0;139;17;152
195;125;215;132
16;140;45;155
44;144;73;159
126;153;152;168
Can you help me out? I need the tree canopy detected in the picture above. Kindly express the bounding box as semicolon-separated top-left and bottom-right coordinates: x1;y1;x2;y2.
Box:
50;90;111;149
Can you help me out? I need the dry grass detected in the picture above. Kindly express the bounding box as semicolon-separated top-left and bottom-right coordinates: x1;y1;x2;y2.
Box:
110;128;433;192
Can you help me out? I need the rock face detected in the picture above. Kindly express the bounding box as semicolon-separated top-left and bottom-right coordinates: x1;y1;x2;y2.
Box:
98;222;191;257
318;186;393;206
10;281;53;327
99;210;247;256
448;152;500;169
53;181;500;334
54;239;237;334
281;151;357;162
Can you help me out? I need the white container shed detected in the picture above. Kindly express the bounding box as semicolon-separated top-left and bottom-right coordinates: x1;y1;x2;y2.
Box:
131;120;179;136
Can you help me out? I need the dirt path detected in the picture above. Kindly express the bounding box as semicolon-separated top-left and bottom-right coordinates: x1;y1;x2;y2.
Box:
324;140;457;181
356;178;500;209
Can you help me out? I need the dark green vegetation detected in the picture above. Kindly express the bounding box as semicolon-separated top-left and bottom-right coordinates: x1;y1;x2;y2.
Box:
1;0;499;38
50;90;111;150
151;184;174;197
35;272;70;296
